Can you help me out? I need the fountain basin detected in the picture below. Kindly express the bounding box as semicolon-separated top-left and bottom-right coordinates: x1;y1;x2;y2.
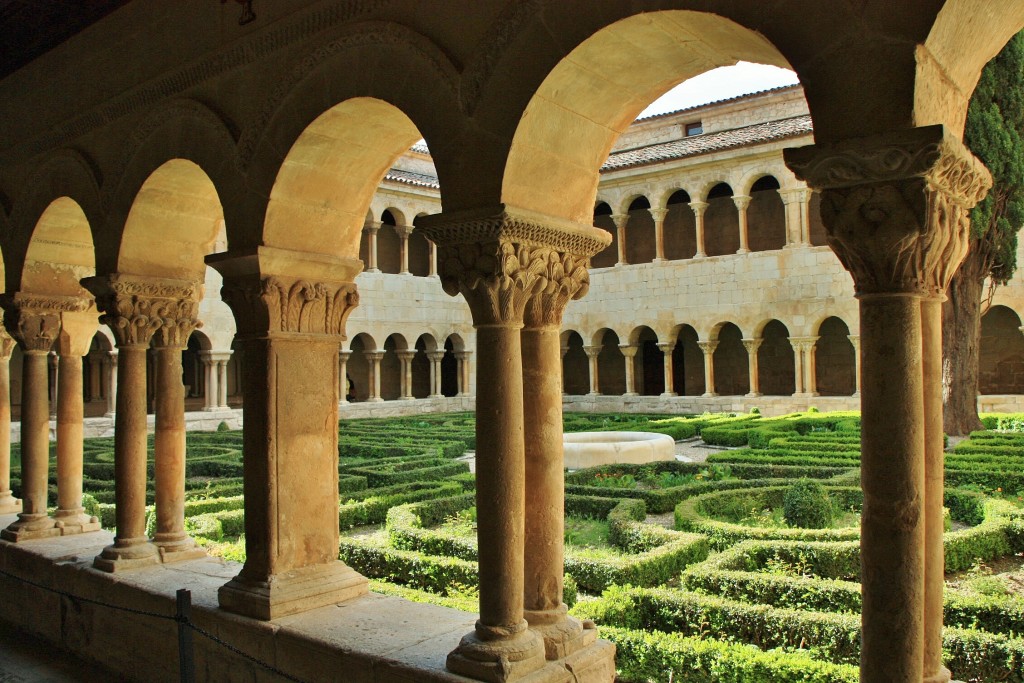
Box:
562;431;676;469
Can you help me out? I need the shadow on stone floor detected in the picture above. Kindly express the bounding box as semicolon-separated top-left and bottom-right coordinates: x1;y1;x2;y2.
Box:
0;621;123;682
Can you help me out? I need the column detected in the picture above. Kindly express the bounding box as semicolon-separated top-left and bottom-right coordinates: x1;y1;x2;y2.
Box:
364;221;381;273
792;338;807;395
620;344;638;396
611;213;628;266
454;351;471;396
88;351;103;403
779;188;810;247
689;201;707;258
199;351;218;411
849;335;862;396
217;356;229;408
398;225;412;275
583;345;600;396
48;351;58;417
208;247;367;619
806;337;819;396
743;338;762;397
427;350;444;398
697;340;717;397
104;351;118;417
786;125;991;683
150;289;205;563
657;342;676;397
397;350;415;400
733;194;752;254
365;352;384;402
428;241;438;277
53;311;101;535
650;208;668;262
791;337;820;397
0;297;64;542
339;350;351;405
0;331;20;514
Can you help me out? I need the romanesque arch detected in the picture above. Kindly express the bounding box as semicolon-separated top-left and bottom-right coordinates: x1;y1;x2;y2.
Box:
624;196;655;265
664;189;696;260
594;328;625;396
561;330;588;396
381;333;408;401
704;182;739;257
630;325;662;396
979;305;1024;395
816;316;857;396
746;175;786;252
711;322;748;395
757;319;796;395
442;334;463;397
672;324;703;396
591;202;617;268
348;332;378;403
412;333;436;399
378;209;404;275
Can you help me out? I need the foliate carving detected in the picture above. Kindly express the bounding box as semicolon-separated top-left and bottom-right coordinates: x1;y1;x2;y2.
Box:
524;250;591;327
0;329;14;359
784;125;992;296
82;275;202;348
0;293;89;352
697;341;718;356
220;275;359;337
742;338;762;354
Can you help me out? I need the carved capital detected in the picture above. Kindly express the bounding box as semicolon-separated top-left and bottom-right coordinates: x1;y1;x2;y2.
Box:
618;344;638;359
742;338;763;354
697;340;718;356
790;336;820;353
732;195;752;211
649;208;669;223
0;329;14;359
1;293;89;352
220;275;358;338
583;345;601;359
689;201;708;218
610;214;629;230
785;125;992;296
656;341;675;353
82;274;201;349
363;221;381;235
416;205;610;327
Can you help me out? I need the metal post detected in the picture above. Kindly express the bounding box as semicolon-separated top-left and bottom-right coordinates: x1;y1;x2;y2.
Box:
176;588;196;683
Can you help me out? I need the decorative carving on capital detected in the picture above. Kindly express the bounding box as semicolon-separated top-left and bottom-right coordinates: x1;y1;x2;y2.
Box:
697;340;718;356
689;201;708;218
732;195;752;211
610;214;629;230
583;345;601;359
524;249;591;327
82;275;201;348
790;336;820;353
220;275;359;338
618;344;638;358
742;338;763;354
785;125;993;296
1;293;89;352
649;208;669;223
0;329;14;359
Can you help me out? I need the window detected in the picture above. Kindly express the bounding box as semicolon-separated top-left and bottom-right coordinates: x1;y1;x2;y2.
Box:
685;121;703;136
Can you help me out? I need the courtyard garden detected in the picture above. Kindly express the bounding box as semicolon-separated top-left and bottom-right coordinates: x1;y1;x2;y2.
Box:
10;410;1024;682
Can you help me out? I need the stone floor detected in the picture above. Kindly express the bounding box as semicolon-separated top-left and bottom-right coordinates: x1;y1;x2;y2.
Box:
0;621;120;682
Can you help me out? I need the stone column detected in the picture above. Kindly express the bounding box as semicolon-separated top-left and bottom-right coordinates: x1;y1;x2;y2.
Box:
363;221;381;273
780;187;810;247
397;350;415;400
650;208;668;262
583;345;600;396
339;350;351;405
791;337;807;395
697;340;717;397
217;356;229;408
150;286;205;562
427;350;444;398
620;344;638;396
657;342;676;397
1;296;67;541
849;335;862;396
88;351;104;403
806;337;820;396
48;351;58;417
791;337;819;397
365;351;384;402
733;194;752;254
199;351;218;411
208;246;367;620
418;206;614;682
454;351;471;396
397;225;413;275
743;338;762;397
104;351;118;417
54;311;101;535
0;331;20;514
689;201;708;258
786;125;990;683
611;214;628;266
428;241;438;277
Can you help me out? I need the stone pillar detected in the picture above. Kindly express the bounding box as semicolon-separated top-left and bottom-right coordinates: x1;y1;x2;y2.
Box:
689;201;708;258
88;351;103;403
199;351;218;411
339;350;351;405
791;337;819;397
150;288;205;563
743;338;762;397
54;311;101;535
0;331;20;514
806;337;819;396
363;221;381;273
398;225;413;275
697;340;717;397
217;356;229;408
418;205;614;682
397;350;415;400
427;350;444;398
104;351;118;417
583;345;600;396
1;296;67;541
849;335;862;396
208;246;367;620
650;208;668;262
786;125;991;683
611;214;628;266
365;351;384;402
620;345;638;396
780;187;810;247
657;342;676;397
428;241;438;277
454;351;471;396
48;351;58;417
733;194;752;254
792;337;807;395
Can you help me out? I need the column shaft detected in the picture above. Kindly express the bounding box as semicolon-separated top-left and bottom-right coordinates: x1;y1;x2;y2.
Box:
651;208;667;262
612;214;628;266
339;352;350;404
658;343;676;397
105;353;118;416
584;347;600;395
54;354;97;533
734;195;751;254
743;339;761;397
698;341;717;397
0;344;20;513
218;360;229;407
850;335;862;396
205;357;219;410
621;346;638;396
690;202;707;258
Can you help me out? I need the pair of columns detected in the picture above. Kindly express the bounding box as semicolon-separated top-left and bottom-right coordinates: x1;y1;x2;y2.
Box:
198;351;231;411
362;220;437;276
339;347;472;402
419;206;615;682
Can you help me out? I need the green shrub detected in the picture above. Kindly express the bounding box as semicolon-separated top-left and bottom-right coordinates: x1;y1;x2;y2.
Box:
783;479;834;529
81;493;100;518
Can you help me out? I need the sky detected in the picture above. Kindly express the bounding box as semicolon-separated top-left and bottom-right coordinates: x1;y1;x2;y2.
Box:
637;62;799;119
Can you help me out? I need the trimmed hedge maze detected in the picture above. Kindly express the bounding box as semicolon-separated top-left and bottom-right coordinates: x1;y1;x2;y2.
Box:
11;410;1024;682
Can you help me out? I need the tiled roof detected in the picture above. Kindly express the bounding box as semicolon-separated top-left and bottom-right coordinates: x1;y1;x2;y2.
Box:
384;168;440;189
634;84;800;122
410;142;430;155
601;115;812;172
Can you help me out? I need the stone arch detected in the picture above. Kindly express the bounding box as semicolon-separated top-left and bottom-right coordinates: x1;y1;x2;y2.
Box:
561;330;588;396
408;229;431;277
671;324;703;396
979;305;1024;395
182;330;212;405
704;182;739;257
757;319;795;396
631;325;662;396
378;209;403;275
591;201;617;268
747;175;786;252
347;332;377;402
381;333;408;401
816;316;856;396
711;322;748;395
624;196;655;265
595;328;625;396
442;334;462;397
412;333;437;399
20;198;95;299
664;189;696;260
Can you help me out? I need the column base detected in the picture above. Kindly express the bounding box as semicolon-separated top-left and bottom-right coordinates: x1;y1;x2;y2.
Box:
429;394;444;399
659;392;677;398
54;509;101;535
622;392;638;397
525;607;595;660
367;397;384;403
745;392;762;398
154;533;207;563
93;538;160;572
1;513;60;542
693;252;706;259
853;391;861;398
586;392;600;397
399;396;415;401
736;248;749;255
701;392;718;398
560;635;616;682
0;491;21;515
201;406;220;412
218;560;368;620
652;258;665;264
923;666;952;683
446;621;548;683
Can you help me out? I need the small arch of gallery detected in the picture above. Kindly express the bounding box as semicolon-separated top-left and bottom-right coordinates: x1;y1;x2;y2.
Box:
343;331;471;403
358;207;438;278
561;316;860;399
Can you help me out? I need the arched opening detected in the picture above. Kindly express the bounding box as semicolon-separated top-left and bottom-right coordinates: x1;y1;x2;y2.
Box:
378;210;402;275
591;202;617;268
664;190;696;260
358;213;373;271
408;230;431;277
561;331;588;395
182;330;211;411
808;191;828;247
624;196;655;265
816;317;856;396
381;334;407;400
596;329;625;395
747;175;785;252
704;183;739;256
442;336;460;397
757;320;795;395
412;334;436;399
712;323;748;395
632;326;662;396
672;325;703;396
347;334;376;402
979;306;1024;394
84;332;113;417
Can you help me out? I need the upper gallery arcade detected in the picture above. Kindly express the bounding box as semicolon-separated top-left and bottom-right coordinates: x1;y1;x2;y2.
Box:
0;2;1021;683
